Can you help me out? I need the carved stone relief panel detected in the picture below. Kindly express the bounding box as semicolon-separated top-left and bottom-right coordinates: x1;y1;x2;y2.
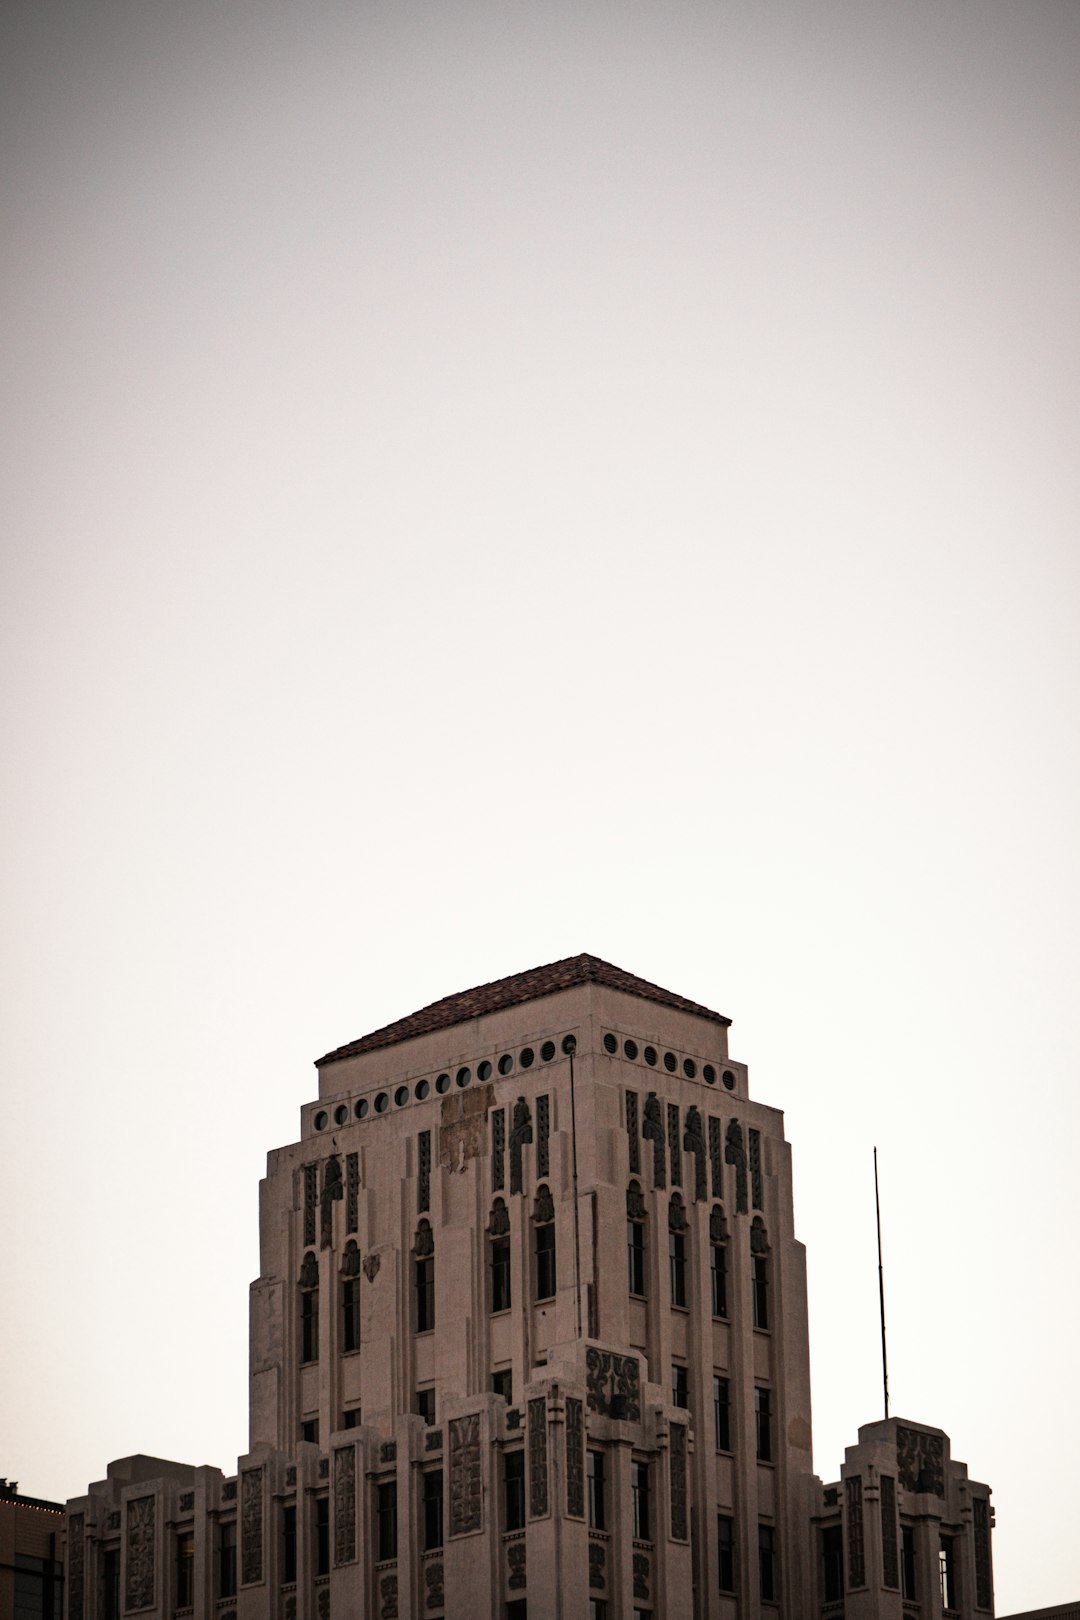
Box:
341;1239;361;1278
896;1427;945;1496
724;1121;748;1214
507;1542;526;1590
425;1560;445;1609
125;1494;155;1611
178;1492;194;1513
536;1093;550;1177
846;1475;865;1587
974;1495;992;1610
418;1130;432;1215
750;1216;768;1256
683;1106;707;1201
642;1094;666;1188
379;1573;398;1619
625;1090;640;1174
299;1250;319;1290
68;1514;84;1620
748;1128;763;1210
585;1349;641;1420
363;1252;381;1283
565;1398;584;1517
448;1413;482;1536
533;1184;554;1224
528;1397;548;1517
669;1425;687;1540
304;1163;318;1247
632;1551;650;1600
667;1103;681;1186
241;1466;264;1585
588;1542;606;1589
492;1109;505;1192
317;1588;330;1620
334;1446;356;1566
346;1151;359;1234
880;1474;898;1590
509;1097;533;1195
708;1115;722;1198
488;1198;510;1238
626;1181;646;1222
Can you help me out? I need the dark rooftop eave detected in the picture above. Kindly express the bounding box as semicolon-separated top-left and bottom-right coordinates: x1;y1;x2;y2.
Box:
317;953;730;1068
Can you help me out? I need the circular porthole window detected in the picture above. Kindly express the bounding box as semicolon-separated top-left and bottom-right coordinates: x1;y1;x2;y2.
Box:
456;1067;471;1088
355;1098;369;1120
374;1092;389;1114
561;1034;577;1055
603;1033;618;1054
703;1065;717;1085
624;1039;638;1061
722;1069;736;1091
498;1054;514;1075
664;1051;677;1072
541;1041;556;1062
334;1104;349;1125
520;1047;534;1069
314;1110;328;1131
395;1085;409;1107
478;1060;492;1082
643;1045;657;1066
415;1079;430;1100
683;1058;697;1079
436;1073;450;1094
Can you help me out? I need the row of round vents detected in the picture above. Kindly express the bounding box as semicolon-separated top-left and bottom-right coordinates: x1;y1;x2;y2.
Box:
312;1032;735;1132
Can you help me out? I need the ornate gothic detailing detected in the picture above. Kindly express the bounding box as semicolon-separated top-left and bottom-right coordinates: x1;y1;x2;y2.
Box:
846;1476;866;1587
379;1573;398;1619
346;1152;359;1234
321;1156;343;1249
488;1197;510;1237
341;1239;361;1277
300;1250;319;1290
363;1252;381;1282
708;1115;722;1198
509;1097;533;1194
626;1180;646;1221
709;1204;729;1244
626;1090;640;1174
880;1474;898;1590
642;1093;666;1188
537;1093;550;1177
68;1513;84;1620
725;1120;748;1213
507;1543;526;1590
222;1480;238;1501
565;1398;585;1517
668;1192;688;1233
414;1218;434;1258
334;1447;356;1566
683;1106;707;1200
534;1183;554;1224
285;1467;296;1487
528;1398;549;1517
304;1164;318;1246
380;1442;397;1464
973;1495;992;1610
632;1552;650;1600
449;1413;482;1536
285;1597;296;1620
178;1491;194;1513
418;1130;431;1214
425;1560;445;1609
585;1349;640;1420
749;1128;763;1209
125;1495;155;1611
896;1426;945;1496
492;1109;505;1192
107;1512;120;1531
588;1542;606;1589
318;1458;329;1480
669;1424;687;1540
667;1103;681;1186
506;1409;521;1431
241;1466;264;1585
425;1429;443;1453
750;1216;768;1255
317;1590;330;1620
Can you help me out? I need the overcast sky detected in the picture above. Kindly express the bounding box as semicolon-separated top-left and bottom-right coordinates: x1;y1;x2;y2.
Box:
2;1;1078;1609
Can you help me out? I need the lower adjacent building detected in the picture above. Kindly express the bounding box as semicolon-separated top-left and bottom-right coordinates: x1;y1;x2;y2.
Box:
0;1478;65;1619
65;954;994;1617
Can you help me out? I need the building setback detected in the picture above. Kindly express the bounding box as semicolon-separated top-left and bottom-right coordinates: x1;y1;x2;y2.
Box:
66;954;994;1617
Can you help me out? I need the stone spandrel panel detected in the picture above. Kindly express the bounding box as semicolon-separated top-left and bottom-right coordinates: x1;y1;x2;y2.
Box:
669;1424;687;1541
528;1397;549;1518
68;1513;85;1620
585;1348;640;1421
334;1446;357;1565
125;1494;155;1611
565;1398;584;1518
241;1466;264;1585
896;1426;945;1496
448;1413;482;1536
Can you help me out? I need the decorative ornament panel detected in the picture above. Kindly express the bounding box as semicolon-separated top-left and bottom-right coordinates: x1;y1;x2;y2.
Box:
683;1106;707;1201
625;1090;640;1174
588;1542;606;1589
846;1475;866;1587
304;1163;318;1247
896;1427;945;1496
346;1151;359;1234
749;1128;763;1209
565;1398;584;1517
125;1494;155;1612
880;1473;898;1590
68;1514;84;1620
425;1560;445;1609
507;1542;526;1590
536;1093;550;1177
669;1425;687;1540
708;1115;722;1198
509;1097;533;1195
528;1398;549;1517
448;1413;483;1536
418;1130;431;1215
974;1494;992;1610
642;1094;666;1188
585;1349;641;1420
725;1121;748;1214
492;1109;505;1192
667;1103;681;1186
334;1446;356;1566
241;1466;264;1585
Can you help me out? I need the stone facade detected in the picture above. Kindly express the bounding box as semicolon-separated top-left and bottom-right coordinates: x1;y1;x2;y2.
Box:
65;954;995;1617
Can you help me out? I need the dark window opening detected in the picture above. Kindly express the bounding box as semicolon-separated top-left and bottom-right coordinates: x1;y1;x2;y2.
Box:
755;1387;772;1462
631;1460;650;1541
504;1450;526;1531
536;1221;556;1300
901;1526;916;1600
491;1236;512;1312
415;1255;435;1332
342;1407;361;1429
103;1549;120;1620
423;1471;444;1551
822;1525;844;1601
416;1388;436;1426
758;1523;777;1602
587;1450;606;1531
669;1231;687;1307
342;1277;360;1352
176;1531;195;1607
301;1418;319;1444
492;1368;513;1404
315;1496;329;1577
711;1242;728;1318
752;1254;769;1330
282;1504;296;1584
218;1521;237;1600
940;1536;957;1611
714;1376;731;1452
717;1515;735;1592
377;1482;398;1561
628;1220;646;1297
672;1364;689;1410
301;1286;319;1363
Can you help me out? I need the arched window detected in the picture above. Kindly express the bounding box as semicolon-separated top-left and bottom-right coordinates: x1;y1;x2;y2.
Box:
341;1240;361;1352
489;1198;511;1313
299;1250;319;1364
626;1181;646;1297
533;1184;556;1300
710;1205;729;1320
414;1219;435;1333
668;1193;688;1308
751;1216;769;1330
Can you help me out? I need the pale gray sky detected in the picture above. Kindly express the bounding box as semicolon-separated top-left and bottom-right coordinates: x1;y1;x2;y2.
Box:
2;2;1078;1609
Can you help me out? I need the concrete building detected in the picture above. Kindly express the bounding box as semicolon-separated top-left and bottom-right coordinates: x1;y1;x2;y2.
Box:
66;954;995;1618
0;1478;65;1618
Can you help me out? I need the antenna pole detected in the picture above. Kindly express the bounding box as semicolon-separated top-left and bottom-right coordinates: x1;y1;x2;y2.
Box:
874;1146;890;1420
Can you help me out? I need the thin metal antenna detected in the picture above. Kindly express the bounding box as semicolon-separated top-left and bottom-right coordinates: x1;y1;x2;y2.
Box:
874;1146;890;1420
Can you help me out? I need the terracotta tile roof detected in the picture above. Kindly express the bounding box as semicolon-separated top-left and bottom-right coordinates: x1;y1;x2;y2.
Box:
316;953;730;1066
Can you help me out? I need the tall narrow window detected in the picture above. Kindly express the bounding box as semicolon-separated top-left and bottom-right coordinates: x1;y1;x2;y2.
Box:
377;1482;397;1561
755;1387;772;1462
282;1504;296;1583
713;1376;731;1452
751;1218;769;1329
587;1450;606;1531
416;1388;436;1426
489;1199;511;1312
822;1526;844;1601
422;1471;443;1551
175;1531;194;1607
627;1182;646;1297
342;1276;360;1353
492;1368;513;1404
218;1522;237;1600
504;1450;526;1531
414;1219;435;1333
315;1496;329;1577
631;1461;650;1541
710;1206;729;1318
534;1184;556;1299
939;1537;957;1610
103;1550;120;1620
901;1526;916;1600
758;1523;777;1602
300;1250;319;1364
668;1194;688;1306
671;1363;689;1409
717;1514;735;1593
